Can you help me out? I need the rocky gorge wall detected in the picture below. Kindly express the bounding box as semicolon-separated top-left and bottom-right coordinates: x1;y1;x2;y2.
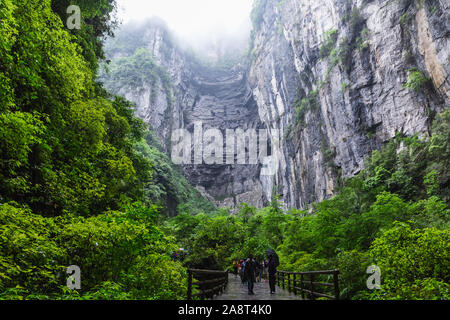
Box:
102;0;449;211
249;0;448;209
102;21;267;210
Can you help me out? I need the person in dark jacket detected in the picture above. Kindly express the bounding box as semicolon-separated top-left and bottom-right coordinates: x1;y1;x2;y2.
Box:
266;254;277;294
257;260;264;282
244;255;257;295
240;259;246;285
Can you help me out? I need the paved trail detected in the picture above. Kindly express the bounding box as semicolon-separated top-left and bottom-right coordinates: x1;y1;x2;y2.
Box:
216;274;302;300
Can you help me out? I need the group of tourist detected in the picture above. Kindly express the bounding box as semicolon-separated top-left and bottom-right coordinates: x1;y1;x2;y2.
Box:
232;254;278;295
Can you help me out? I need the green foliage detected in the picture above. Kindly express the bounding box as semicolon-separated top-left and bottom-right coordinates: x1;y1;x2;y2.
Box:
135;138;215;217
151;110;449;297
341;192;410;250
0;203;187;300
320;30;338;59
424;170;440;196
400;13;411;25
260;205;288;249
356;27;370;50
237;203;257;223
403;68;430;91
336;6;368;74
408;196;450;230
367;222;449;300
188;214;246;268
366;278;449;300
293;89;319;127
0;204;65;294
341;81;350;92
336;250;371;299
0;0;156;216
0;112;46;194
361;119;450;202
166;198;288;270
0;0;193;300
239;237;270;262
283;124;293;140
50;0;119;73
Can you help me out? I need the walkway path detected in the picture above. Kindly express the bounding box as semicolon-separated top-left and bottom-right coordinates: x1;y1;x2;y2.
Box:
216;274;302;300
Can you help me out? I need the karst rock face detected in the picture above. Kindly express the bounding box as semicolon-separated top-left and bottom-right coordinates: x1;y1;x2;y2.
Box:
104;0;449;211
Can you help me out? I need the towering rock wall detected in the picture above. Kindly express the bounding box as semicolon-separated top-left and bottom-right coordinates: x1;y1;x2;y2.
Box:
249;0;449;208
102;0;449;211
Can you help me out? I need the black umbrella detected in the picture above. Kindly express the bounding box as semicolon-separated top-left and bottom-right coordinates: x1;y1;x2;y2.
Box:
265;248;279;267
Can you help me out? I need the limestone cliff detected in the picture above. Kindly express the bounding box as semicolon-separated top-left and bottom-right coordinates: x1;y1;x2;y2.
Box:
101;0;449;211
249;0;449;208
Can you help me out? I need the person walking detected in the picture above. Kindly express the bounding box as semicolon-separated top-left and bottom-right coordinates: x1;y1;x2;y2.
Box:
240;259;246;285
244;255;257;295
257;260;263;282
266;254;277;294
232;260;239;277
262;261;268;282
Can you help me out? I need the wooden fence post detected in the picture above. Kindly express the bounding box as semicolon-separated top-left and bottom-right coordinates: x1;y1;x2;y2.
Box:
293;273;297;295
187;269;193;300
287;273;291;292
225;271;228;290
310;274;315;300
282;272;285;290
300;274;305;299
333;270;340;300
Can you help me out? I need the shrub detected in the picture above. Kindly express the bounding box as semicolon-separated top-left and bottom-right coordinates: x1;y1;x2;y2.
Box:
0;204;65;294
365;278;449;300
320;30;338;58
403;68;430;91
369;222;449;299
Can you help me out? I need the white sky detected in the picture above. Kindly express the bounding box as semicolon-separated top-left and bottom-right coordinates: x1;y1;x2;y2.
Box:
117;0;254;38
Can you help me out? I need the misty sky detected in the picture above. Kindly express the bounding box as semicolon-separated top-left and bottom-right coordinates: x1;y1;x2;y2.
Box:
116;0;254;39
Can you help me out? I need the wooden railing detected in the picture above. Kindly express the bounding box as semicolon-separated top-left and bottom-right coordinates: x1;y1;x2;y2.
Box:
187;269;228;300
276;270;340;300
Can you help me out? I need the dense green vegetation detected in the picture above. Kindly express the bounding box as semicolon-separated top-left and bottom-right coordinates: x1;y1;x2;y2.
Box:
0;0;208;299
0;0;151;216
0;0;448;301
135;137;216;217
0;203;187;300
